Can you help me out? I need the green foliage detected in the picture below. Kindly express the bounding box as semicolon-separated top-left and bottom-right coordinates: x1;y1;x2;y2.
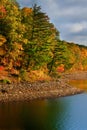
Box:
82;58;87;66
22;4;59;69
47;40;69;73
19;69;28;81
0;0;24;49
0;79;11;84
0;1;87;80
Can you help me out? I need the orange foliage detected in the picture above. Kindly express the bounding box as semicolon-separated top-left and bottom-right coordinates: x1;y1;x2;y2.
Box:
57;65;64;73
28;69;51;82
0;48;6;56
14;42;23;50
0;35;7;46
10;68;19;75
0;66;4;71
81;48;87;57
0;5;6;18
14;61;21;68
1;57;8;65
22;7;32;16
0;67;9;80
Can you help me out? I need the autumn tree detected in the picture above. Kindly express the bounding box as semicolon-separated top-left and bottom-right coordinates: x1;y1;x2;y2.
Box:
0;0;25;49
0;0;26;71
22;4;59;70
47;39;71;73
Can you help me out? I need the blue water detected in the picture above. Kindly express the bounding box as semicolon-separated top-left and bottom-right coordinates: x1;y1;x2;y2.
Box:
0;80;87;130
0;93;87;130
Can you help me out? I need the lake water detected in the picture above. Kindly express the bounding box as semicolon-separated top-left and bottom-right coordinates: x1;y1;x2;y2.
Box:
0;80;87;130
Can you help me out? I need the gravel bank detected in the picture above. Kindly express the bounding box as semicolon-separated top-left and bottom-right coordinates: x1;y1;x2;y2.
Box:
63;71;87;80
0;78;83;102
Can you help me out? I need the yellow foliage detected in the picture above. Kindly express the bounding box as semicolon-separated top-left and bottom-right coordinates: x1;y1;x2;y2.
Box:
10;68;19;75
22;7;32;16
81;48;87;57
0;48;6;56
0;35;6;46
27;69;51;82
0;70;8;79
14;42;23;50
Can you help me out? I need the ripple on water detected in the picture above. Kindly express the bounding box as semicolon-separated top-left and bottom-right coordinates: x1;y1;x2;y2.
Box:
55;94;87;130
0;93;87;130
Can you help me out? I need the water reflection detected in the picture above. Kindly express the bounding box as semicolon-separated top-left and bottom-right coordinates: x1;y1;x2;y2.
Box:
0;84;87;130
70;79;87;90
0;99;69;130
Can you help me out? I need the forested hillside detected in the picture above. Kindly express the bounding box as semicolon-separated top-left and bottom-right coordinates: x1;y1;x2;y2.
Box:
0;0;87;82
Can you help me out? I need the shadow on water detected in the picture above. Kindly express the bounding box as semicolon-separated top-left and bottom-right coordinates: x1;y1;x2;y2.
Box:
0;99;69;130
0;79;87;130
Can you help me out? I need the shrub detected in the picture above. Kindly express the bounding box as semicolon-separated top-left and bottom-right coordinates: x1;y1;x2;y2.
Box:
0;79;11;84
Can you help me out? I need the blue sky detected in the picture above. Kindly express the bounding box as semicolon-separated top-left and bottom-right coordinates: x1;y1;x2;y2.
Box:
18;0;87;46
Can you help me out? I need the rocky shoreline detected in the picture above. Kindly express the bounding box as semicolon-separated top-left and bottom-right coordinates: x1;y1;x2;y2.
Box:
63;71;87;80
0;77;84;102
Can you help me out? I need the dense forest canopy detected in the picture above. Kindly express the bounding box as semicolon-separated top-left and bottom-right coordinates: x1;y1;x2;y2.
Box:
0;0;87;82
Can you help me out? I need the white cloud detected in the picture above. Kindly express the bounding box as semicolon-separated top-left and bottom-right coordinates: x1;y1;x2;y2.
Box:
70;24;84;33
18;0;87;45
66;22;87;33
